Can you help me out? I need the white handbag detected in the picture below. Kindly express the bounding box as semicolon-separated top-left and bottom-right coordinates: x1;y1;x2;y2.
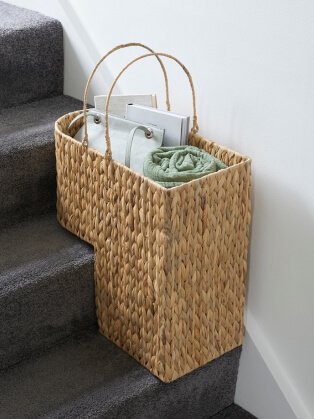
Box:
69;109;164;175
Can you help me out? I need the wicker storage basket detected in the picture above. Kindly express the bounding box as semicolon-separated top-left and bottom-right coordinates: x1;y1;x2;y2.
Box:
55;44;252;382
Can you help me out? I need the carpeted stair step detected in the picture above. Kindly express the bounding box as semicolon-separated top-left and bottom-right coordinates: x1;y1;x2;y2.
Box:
0;213;96;370
0;1;63;109
0;331;241;419
0;95;83;228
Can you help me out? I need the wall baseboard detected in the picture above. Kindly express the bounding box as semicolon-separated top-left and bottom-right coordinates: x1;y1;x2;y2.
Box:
235;309;310;419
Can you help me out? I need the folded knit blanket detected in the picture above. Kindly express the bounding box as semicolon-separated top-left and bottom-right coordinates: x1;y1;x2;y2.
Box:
143;145;227;188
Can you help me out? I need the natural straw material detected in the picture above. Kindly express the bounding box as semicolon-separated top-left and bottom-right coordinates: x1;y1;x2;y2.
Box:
82;43;171;147
55;44;252;382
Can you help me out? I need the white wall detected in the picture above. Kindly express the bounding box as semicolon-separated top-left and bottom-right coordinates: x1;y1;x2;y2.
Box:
236;333;297;419
5;1;314;417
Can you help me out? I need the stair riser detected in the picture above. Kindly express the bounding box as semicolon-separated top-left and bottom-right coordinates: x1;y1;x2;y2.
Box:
0;21;63;109
107;348;241;419
0;252;96;370
0;141;56;228
44;346;242;419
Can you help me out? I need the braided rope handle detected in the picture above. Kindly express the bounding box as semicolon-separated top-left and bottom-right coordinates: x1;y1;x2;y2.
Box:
103;52;199;160
82;43;171;146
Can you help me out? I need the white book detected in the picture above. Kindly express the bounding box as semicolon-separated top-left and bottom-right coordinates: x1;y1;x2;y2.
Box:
94;94;157;117
126;104;190;147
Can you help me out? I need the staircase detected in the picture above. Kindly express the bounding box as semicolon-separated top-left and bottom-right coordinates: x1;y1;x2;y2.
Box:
0;2;256;418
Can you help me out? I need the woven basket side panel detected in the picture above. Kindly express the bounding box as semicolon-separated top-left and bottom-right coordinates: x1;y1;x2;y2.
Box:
55;116;99;245
189;134;246;167
94;162;166;376
157;158;252;382
55;129;82;237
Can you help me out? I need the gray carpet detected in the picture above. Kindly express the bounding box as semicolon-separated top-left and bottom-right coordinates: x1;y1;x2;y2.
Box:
0;2;255;418
0;95;83;228
0;332;241;419
0;213;96;370
0;1;63;109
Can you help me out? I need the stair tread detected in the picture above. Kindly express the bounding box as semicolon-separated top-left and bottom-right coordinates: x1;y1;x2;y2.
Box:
0;212;93;290
0;95;82;154
0;1;57;33
0;331;241;419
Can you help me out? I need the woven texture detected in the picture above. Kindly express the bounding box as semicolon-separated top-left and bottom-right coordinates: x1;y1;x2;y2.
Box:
55;111;251;382
55;44;251;382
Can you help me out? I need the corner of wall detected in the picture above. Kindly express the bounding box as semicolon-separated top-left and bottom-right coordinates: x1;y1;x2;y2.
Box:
235;310;311;419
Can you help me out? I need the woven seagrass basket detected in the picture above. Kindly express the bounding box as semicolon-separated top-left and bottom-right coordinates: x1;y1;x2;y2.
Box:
55;43;252;382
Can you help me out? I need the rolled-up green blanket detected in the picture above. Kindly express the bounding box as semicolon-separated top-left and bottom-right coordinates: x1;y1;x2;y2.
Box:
143;145;227;188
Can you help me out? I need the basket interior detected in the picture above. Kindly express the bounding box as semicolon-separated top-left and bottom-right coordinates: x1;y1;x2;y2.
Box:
57;111;250;179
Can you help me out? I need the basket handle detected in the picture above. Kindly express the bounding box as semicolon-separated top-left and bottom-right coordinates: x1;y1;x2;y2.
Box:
82;43;171;147
103;52;199;160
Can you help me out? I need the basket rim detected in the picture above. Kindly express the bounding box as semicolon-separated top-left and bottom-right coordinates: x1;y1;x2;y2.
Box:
55;110;251;193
